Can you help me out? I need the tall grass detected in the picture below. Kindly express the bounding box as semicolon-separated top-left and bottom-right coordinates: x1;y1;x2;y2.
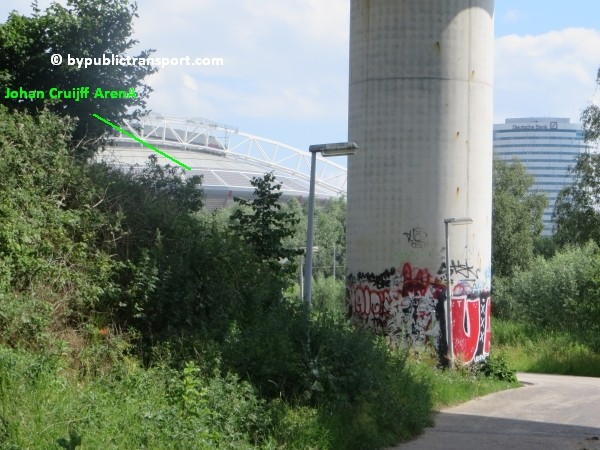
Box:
405;349;519;410
492;319;600;377
0;328;521;449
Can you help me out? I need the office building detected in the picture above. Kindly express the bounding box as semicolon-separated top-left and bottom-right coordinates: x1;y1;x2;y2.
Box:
493;117;591;235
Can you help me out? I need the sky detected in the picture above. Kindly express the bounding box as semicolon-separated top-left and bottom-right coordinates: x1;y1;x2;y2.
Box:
1;1;600;153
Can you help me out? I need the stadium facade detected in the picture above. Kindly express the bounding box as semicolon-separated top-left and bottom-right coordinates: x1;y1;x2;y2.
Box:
100;116;349;209
493;117;592;235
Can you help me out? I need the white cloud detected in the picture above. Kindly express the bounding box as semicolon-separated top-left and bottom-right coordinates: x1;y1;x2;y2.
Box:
9;2;599;151
495;28;600;123
130;0;350;145
182;73;199;91
241;0;349;43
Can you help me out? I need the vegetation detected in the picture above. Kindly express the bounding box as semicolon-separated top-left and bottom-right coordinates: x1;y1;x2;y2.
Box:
492;240;600;378
0;0;156;157
0;103;522;448
554;152;600;246
492;242;600;340
230;172;303;279
490;67;600;380
492;157;547;278
8;3;598;448
492;319;600;378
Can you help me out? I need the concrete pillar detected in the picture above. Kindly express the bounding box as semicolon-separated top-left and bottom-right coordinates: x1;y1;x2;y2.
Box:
346;0;494;363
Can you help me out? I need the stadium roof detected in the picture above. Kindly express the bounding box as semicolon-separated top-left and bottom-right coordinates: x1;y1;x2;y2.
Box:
99;116;348;209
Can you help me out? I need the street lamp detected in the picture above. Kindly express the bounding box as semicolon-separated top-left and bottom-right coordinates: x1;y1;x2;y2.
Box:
444;216;473;368
299;246;318;301
304;142;358;311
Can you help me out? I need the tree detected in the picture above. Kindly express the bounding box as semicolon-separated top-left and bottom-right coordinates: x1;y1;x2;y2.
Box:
581;67;600;144
230;172;302;276
553;152;600;246
492;158;547;278
553;67;600;247
0;0;156;157
313;197;347;280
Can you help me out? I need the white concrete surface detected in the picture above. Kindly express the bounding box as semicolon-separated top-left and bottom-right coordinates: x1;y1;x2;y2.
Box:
347;0;494;279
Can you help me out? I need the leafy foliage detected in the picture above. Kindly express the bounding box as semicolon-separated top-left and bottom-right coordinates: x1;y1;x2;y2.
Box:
0;106;120;320
474;354;517;383
0;0;156;157
313;198;347;280
278;197;348;281
0;102;460;449
581;68;600;144
493;242;600;346
492;157;547;277
554;66;600;247
231;172;302;277
554;152;600;246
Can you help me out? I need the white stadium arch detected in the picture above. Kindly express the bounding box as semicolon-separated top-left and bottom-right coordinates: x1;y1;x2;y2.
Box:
99;116;348;209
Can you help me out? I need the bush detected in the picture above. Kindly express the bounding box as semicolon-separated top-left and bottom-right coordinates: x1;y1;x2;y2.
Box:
312;277;346;317
474;354;517;383
493;242;600;348
0;293;52;350
222;298;433;449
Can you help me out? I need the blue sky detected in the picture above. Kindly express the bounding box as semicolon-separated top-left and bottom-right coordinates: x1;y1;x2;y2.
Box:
2;1;599;153
496;1;599;35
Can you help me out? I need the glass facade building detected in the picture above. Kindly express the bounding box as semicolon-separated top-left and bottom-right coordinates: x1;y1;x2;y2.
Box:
493;117;591;235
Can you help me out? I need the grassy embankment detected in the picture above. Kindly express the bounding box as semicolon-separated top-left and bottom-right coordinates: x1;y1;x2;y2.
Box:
0;327;519;450
492;318;600;377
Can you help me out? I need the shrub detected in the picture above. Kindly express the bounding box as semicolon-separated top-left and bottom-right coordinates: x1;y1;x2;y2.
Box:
474;354;517;383
311;277;346;317
494;242;600;348
221;297;433;449
0;293;52;350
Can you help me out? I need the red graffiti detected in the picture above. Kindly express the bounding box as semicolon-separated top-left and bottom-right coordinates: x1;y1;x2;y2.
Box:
451;295;491;364
401;263;445;298
351;284;394;319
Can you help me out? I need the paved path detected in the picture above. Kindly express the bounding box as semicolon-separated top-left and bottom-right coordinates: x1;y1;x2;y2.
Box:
391;373;600;450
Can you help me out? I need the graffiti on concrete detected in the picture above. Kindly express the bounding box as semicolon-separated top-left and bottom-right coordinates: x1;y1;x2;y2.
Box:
403;227;427;248
347;262;491;362
347;263;445;349
451;294;491;363
437;259;480;281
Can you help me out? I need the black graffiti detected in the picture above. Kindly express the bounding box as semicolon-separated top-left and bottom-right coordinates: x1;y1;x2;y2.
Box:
354;267;396;289
403;227;427;248
354;314;387;333
437;260;480;280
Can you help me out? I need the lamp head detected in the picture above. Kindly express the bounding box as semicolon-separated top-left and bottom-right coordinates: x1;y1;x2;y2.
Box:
309;142;358;157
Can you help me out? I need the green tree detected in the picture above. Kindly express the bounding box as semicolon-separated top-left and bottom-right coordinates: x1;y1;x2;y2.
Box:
553;152;600;246
278;197;347;281
0;0;156;157
86;157;205;332
581;67;600;143
492;158;547;277
230;172;302;277
313;197;347;280
552;68;600;246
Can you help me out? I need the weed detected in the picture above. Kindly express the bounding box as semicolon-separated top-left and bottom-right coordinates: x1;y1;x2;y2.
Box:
474;354;518;383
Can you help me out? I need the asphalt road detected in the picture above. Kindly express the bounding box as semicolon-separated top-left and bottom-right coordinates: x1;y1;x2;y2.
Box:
391;373;600;450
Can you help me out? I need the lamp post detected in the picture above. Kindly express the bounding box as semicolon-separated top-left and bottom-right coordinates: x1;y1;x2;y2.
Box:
299;247;318;301
443;216;473;368
304;142;358;311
